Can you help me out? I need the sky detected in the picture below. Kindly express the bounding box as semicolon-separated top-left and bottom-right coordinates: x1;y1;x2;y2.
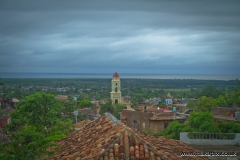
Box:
0;0;240;75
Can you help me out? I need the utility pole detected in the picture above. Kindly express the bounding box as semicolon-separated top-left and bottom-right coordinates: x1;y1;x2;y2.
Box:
73;96;78;123
173;106;176;120
73;110;78;123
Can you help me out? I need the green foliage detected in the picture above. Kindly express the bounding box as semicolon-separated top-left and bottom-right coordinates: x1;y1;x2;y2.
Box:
142;129;154;135
0;107;5;116
197;96;215;112
198;85;224;98
231;78;240;106
188;79;240;110
213;95;233;108
163;121;183;139
78;93;87;101
99;99;113;114
113;104;127;119
216;120;240;133
0;78;4;85
155;130;164;136
2;125;65;160
1;92;74;159
130;98;138;107
9;93;66;131
60;99;76;114
188;112;220;132
186;100;198;110
77;99;94;109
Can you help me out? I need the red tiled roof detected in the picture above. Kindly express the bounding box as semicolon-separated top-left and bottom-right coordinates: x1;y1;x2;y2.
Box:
74;119;92;129
55;96;68;100
146;108;172;113
150;116;186;121
3;107;14;114
150;116;174;121
48;115;210;160
113;72;119;78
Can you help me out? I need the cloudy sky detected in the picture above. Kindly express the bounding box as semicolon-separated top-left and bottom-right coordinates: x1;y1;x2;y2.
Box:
0;0;240;75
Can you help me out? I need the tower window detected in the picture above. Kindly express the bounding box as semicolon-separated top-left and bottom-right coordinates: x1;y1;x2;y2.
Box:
116;83;117;86
115;87;118;92
115;99;118;104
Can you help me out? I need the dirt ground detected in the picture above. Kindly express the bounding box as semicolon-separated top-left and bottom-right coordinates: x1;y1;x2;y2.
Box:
189;145;240;160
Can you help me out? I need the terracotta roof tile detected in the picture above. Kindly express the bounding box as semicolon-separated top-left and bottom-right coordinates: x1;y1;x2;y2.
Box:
74;119;92;129
47;115;210;160
150;117;174;121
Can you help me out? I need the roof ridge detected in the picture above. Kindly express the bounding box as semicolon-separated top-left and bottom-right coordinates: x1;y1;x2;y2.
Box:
104;112;120;125
121;125;163;158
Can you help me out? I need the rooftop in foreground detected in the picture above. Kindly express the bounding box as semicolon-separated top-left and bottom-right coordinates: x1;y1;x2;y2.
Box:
48;113;210;160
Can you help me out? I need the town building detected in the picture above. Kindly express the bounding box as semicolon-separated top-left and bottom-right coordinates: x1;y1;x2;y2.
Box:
165;92;173;105
47;113;209;160
121;107;187;133
212;107;240;123
162;93;187;112
146;97;161;105
78;108;100;121
0;114;11;129
110;72;122;105
55;95;68;100
0;98;19;109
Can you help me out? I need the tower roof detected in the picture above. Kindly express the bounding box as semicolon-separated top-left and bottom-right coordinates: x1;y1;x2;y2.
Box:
113;72;119;78
166;92;172;99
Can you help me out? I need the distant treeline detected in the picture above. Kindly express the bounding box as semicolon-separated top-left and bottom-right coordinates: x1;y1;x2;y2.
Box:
2;78;239;90
121;79;239;90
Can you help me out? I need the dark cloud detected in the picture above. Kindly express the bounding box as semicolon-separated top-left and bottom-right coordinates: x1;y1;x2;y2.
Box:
0;0;240;76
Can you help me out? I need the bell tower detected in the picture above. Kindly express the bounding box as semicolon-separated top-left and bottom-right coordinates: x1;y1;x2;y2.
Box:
110;72;121;104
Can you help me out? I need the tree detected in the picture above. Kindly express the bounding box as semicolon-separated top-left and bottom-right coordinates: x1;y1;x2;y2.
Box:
186;100;198;110
163;121;185;139
197;96;215;112
198;85;224;99
78;93;86;101
60;99;76;120
77;99;94;109
130;98;138;107
213;95;233;108
113;104;127;119
99;99;113;114
174;93;182;99
1;92;74;160
9;93;69;131
0;78;4;85
231;78;240;106
216;120;240;133
188;112;220;132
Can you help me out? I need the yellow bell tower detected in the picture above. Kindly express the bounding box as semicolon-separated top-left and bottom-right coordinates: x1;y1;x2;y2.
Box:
110;72;121;104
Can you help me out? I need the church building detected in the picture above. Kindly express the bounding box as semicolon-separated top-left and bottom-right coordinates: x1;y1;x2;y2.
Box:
110;72;122;104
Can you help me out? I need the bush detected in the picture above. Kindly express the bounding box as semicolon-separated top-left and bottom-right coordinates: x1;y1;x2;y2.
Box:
217;120;240;133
